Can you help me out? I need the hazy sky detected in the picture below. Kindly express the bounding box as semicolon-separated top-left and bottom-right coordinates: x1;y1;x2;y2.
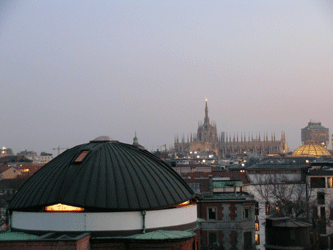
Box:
1;0;333;154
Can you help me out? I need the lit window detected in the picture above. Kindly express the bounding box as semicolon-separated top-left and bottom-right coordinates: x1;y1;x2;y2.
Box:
45;203;84;212
255;234;260;245
266;202;270;215
276;203;280;214
74;151;89;162
255;216;259;231
328;177;333;188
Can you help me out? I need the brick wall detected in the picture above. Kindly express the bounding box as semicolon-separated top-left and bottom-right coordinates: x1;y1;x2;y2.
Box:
0;235;90;250
90;237;197;250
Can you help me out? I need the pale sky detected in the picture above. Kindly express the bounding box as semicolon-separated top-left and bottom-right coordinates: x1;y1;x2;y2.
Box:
1;0;333;154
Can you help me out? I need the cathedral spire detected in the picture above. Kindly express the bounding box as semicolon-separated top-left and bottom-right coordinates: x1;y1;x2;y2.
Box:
204;98;209;124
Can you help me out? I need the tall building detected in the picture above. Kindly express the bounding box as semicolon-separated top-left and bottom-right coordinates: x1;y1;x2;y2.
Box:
174;100;288;156
301;121;329;148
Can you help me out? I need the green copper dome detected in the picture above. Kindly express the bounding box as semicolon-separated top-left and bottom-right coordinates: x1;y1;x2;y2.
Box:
9;139;194;211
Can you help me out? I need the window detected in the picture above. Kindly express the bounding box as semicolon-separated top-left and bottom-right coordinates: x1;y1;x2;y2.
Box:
255;216;259;231
208;207;217;220
328;177;333;188
208;231;217;244
330;201;333;220
244;232;252;250
255;202;259;215
188;183;200;193
74;151;89;162
266;202;270;215
317;192;325;205
311;177;326;188
255;234;260;245
243;208;251;219
45;203;84;212
276;203;280;214
321;206;326;219
290;229;295;240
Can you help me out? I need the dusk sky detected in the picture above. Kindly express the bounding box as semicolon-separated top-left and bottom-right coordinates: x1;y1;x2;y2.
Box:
1;0;333;154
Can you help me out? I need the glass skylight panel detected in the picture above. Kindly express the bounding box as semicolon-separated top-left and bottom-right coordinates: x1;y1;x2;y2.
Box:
75;151;89;162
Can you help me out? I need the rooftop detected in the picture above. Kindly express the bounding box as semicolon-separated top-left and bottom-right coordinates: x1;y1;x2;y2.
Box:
9;138;194;211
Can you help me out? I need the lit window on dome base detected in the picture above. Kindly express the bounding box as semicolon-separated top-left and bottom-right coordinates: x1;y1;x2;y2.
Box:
173;200;191;208
45;203;84;212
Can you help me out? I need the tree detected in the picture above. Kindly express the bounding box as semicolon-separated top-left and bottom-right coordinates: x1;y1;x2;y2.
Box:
250;173;310;218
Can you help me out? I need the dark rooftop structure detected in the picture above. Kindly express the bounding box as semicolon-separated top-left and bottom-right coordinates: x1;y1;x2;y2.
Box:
9;136;195;211
4;137;200;249
265;217;311;250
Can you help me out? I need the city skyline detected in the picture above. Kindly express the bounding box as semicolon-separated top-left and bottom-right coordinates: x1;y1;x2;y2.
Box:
1;0;333;154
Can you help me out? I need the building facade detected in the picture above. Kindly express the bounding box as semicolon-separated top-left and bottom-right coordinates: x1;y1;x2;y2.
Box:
301;121;329;148
246;159;309;250
197;178;257;250
174;100;289;157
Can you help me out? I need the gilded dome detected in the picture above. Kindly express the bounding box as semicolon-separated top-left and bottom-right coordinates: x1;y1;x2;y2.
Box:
292;140;331;158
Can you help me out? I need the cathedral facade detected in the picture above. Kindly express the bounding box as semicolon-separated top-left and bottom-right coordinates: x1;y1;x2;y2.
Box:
174;100;288;157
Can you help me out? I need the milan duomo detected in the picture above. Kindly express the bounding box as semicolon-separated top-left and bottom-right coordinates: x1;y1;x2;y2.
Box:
174;99;289;157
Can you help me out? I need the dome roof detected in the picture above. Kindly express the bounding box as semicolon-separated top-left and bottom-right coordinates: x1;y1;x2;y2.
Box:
9;139;194;211
292;140;331;158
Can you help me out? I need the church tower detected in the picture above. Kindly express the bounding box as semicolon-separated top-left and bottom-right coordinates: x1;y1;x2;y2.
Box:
133;132;139;146
197;98;217;143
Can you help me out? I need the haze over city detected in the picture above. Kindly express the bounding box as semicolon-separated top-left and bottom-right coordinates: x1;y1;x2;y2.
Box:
1;0;333;154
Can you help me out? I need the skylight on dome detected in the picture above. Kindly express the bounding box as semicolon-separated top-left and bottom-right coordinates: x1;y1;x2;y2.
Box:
75;151;89;162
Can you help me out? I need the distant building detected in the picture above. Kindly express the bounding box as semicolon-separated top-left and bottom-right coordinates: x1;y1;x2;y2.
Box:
0;167;22;180
0;148;13;158
174;99;288;157
301;121;329;148
132;132;144;149
39;152;53;163
17;150;39;162
0;155;32;166
17;164;44;178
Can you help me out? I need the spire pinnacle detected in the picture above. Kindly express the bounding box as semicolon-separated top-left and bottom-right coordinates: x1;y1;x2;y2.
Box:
204;98;209;124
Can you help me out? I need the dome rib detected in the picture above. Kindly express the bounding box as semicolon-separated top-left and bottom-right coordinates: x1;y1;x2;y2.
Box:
127;146;190;207
9;141;195;211
112;143;137;209
115;144;149;209
137;148;193;200
121;146;165;209
130;149;172;207
104;144;118;208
